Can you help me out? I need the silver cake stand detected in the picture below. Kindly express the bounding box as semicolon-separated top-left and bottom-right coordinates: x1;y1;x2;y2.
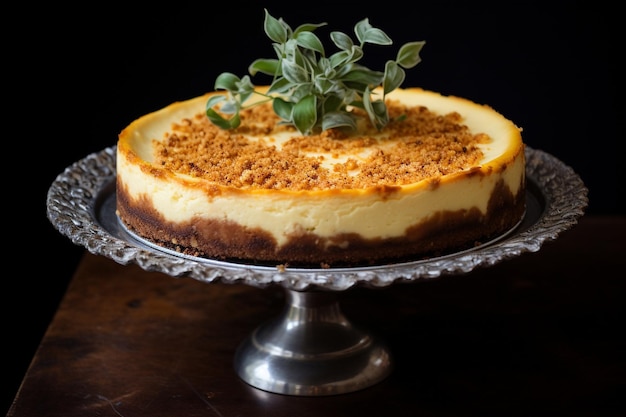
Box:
47;145;588;396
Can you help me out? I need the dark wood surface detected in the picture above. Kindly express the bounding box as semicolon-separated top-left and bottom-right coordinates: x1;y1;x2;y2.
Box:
8;216;625;417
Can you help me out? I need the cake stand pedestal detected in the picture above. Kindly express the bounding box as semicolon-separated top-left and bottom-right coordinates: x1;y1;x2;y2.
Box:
234;289;391;395
46;146;588;397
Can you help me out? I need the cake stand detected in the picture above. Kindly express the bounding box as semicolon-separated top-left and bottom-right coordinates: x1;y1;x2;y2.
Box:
47;146;588;396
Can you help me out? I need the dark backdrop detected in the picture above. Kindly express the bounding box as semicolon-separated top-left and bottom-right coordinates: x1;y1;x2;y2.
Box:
7;1;622;413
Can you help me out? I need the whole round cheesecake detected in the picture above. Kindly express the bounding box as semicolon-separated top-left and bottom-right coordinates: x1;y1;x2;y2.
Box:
116;87;525;268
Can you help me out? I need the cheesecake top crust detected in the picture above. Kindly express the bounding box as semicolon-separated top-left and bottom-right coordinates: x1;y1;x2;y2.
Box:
118;87;523;196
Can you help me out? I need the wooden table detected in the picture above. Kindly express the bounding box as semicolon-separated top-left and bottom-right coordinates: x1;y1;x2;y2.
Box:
8;216;625;416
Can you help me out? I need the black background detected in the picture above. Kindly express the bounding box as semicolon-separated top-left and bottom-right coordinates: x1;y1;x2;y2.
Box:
7;1;622;413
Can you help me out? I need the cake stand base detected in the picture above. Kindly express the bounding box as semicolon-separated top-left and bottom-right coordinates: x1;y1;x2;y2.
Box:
233;289;392;396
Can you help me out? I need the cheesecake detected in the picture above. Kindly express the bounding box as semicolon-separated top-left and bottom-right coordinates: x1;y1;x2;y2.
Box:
116;87;525;267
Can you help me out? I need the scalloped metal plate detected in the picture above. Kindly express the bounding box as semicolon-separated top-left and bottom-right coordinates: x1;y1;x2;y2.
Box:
47;146;588;291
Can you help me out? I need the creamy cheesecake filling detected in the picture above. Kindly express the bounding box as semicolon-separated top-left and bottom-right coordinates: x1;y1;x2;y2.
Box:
117;87;525;267
116;153;524;244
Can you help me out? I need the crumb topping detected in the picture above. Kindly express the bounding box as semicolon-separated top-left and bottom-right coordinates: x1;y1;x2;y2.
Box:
153;100;489;190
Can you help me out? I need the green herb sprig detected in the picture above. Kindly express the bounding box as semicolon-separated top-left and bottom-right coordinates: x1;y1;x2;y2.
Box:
206;9;425;135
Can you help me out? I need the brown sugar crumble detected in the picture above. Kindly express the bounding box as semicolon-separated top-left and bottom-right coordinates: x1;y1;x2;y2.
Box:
153;100;489;191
